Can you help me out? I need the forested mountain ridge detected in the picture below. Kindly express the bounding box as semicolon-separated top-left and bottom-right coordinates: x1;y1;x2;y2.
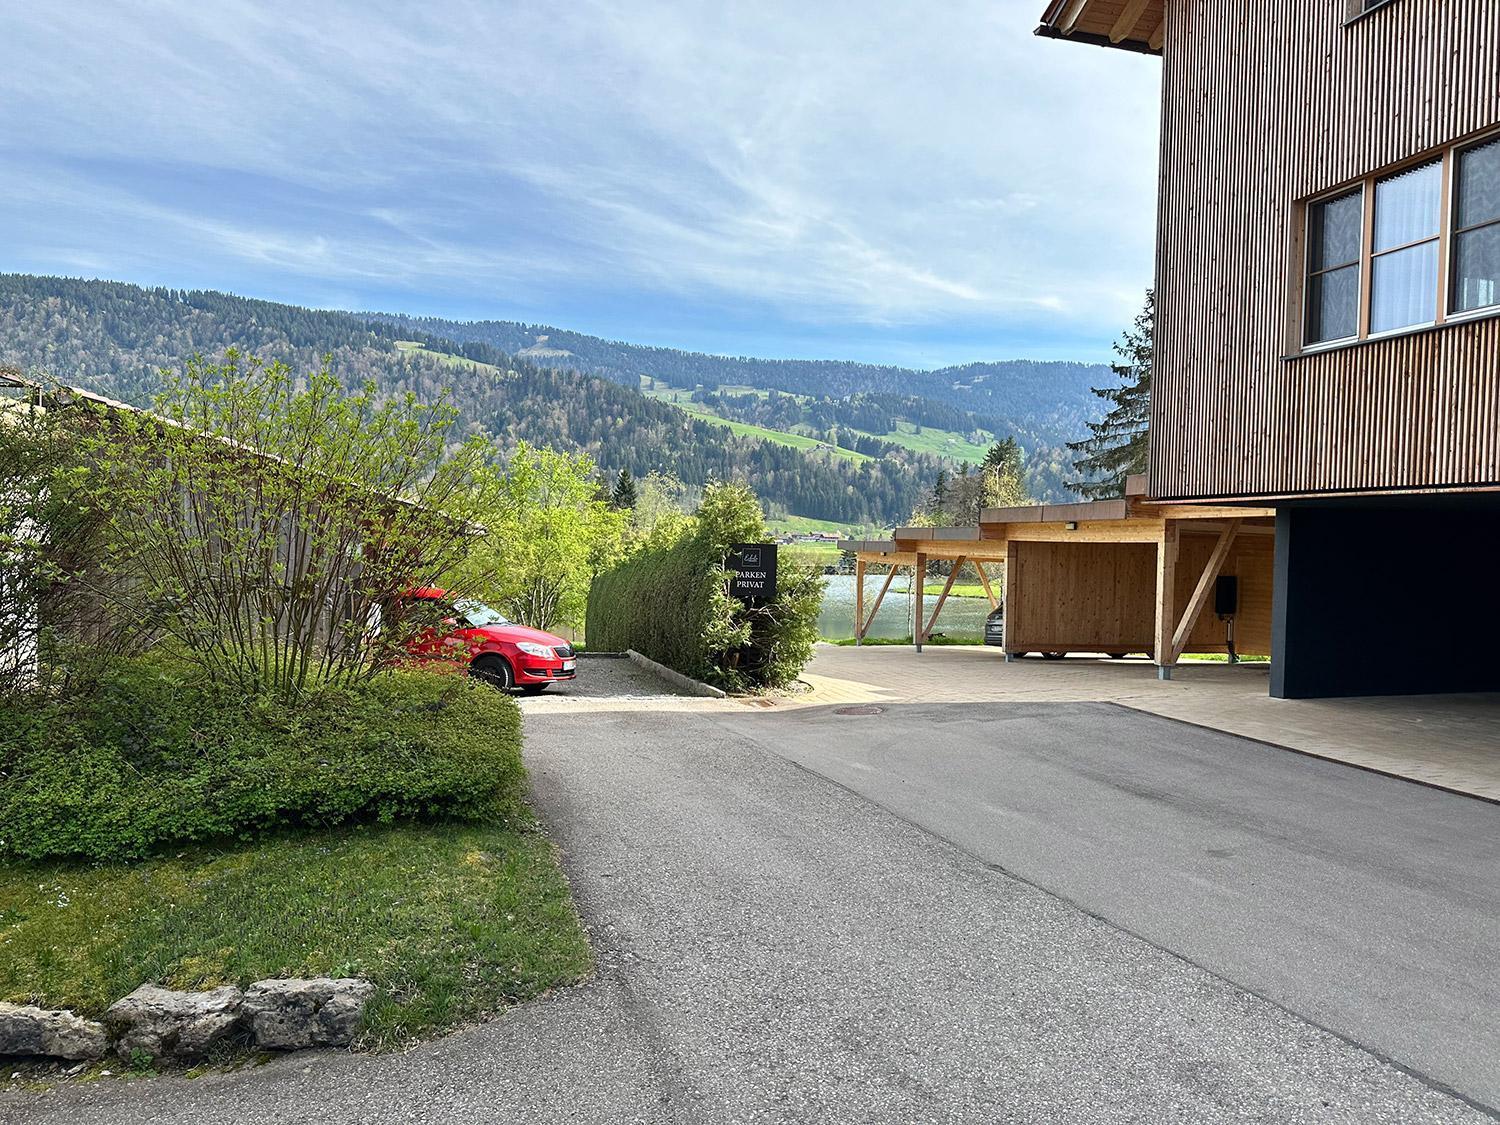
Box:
0;275;945;525
365;312;1106;453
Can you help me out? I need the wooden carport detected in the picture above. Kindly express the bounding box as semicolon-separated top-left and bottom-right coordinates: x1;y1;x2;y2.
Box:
841;478;1276;676
842;530;1009;654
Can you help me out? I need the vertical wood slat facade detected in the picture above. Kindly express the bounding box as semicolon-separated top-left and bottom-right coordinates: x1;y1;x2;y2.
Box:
1152;0;1500;502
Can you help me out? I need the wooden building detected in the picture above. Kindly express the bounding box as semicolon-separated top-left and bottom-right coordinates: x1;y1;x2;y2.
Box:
1037;0;1500;697
842;478;1275;671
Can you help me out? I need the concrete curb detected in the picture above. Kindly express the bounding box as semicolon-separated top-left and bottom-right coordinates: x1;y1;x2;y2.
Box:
626;649;728;698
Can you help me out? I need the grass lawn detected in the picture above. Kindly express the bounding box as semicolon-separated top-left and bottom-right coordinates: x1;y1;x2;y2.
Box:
765;515;863;537
921;582;992;600
640;380;871;464
781;542;841;570
637;376;993;468
865;421;995;464
393;340;507;377
0;821;592;1051
829;635;983;646
1180;653;1270;662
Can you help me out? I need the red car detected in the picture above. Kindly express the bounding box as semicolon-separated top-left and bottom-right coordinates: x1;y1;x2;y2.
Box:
401;589;576;693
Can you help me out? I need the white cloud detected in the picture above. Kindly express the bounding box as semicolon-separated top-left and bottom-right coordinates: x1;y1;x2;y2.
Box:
0;0;1160;354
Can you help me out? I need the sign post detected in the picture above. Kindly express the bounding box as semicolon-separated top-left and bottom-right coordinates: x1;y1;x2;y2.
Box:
727;543;777;606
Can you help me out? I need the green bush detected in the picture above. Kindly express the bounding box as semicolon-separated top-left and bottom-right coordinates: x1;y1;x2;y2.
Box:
0;657;525;862
586;482;823;691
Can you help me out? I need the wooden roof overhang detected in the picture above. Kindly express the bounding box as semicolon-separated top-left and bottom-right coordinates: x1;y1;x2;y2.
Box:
838;536;973;568
1035;0;1165;55
841;491;1277;566
840;527;1010;565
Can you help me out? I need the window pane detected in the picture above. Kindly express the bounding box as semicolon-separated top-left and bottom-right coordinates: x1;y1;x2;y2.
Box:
1309;190;1362;270
1456;138;1500;230
1374;160;1441;251
1370;240;1439;332
1306;263;1359;343
1453;223;1500;313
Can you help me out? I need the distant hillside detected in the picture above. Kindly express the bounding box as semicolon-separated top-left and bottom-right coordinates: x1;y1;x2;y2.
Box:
364;312;1107;454
0;275;948;526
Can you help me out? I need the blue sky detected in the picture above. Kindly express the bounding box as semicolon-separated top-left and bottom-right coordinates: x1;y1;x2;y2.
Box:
1;2;1161;367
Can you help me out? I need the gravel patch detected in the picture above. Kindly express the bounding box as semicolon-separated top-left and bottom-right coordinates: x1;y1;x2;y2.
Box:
524;654;693;701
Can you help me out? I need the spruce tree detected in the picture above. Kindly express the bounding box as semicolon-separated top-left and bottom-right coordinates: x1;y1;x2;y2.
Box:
981;437;1031;508
611;467;638;510
1067;291;1152;500
929;469;949;522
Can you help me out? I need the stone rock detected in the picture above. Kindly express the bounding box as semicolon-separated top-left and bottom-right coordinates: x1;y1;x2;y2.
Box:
104;985;244;1059
0;1003;108;1060
242;978;375;1050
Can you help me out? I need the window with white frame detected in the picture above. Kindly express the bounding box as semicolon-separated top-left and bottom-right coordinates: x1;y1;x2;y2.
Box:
1302;134;1500;348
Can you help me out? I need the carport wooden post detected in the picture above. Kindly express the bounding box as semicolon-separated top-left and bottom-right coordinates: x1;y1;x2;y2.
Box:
854;557;866;645
1169;520;1242;662
922;554;967;643
913;552;927;653
1001;555;1017;661
974;561;1000;609
1153;521;1180;679
860;562;900;641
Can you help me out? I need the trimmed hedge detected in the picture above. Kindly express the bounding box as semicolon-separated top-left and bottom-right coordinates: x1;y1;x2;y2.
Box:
586;483;823;691
0;657;526;861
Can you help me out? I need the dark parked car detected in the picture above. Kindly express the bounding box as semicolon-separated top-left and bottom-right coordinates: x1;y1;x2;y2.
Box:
984;606;1005;647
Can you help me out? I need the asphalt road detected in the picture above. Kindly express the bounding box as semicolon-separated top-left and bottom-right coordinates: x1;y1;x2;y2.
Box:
726;701;1500;1111
5;699;1496;1123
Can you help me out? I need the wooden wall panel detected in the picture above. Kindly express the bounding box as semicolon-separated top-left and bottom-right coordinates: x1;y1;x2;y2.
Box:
1008;534;1273;654
1152;1;1500;501
1008;540;1157;651
1174;531;1275;654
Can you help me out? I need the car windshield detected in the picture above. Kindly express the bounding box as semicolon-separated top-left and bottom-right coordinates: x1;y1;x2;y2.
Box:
453;598;511;628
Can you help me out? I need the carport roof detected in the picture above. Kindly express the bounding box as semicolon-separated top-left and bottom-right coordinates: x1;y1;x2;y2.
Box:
836;531;993;562
840;494;1278;560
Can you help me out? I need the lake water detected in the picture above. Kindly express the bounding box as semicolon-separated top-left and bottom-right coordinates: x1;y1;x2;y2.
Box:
817;574;993;641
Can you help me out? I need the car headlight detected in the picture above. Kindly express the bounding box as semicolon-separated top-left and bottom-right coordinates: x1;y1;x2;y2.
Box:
516;642;554;657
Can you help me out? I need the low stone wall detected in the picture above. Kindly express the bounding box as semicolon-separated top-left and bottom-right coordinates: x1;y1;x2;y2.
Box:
0;977;374;1063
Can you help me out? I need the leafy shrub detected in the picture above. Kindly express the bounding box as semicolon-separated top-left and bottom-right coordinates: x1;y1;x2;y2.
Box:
69;352;490;697
0;656;525;861
446;442;626;633
0;375;113;697
586;482;823;691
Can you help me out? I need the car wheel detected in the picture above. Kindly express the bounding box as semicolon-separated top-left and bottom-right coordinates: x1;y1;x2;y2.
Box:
470;654;514;690
1107;652;1128;659
519;684;548;695
1042;651;1066;661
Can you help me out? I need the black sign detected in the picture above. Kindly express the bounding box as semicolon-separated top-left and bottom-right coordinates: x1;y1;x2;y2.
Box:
727;543;777;605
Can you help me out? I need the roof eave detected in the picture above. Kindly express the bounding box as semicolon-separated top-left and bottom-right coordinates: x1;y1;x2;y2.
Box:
1033;23;1162;57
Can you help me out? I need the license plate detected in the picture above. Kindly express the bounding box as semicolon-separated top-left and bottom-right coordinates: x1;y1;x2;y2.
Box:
562;660;576;672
